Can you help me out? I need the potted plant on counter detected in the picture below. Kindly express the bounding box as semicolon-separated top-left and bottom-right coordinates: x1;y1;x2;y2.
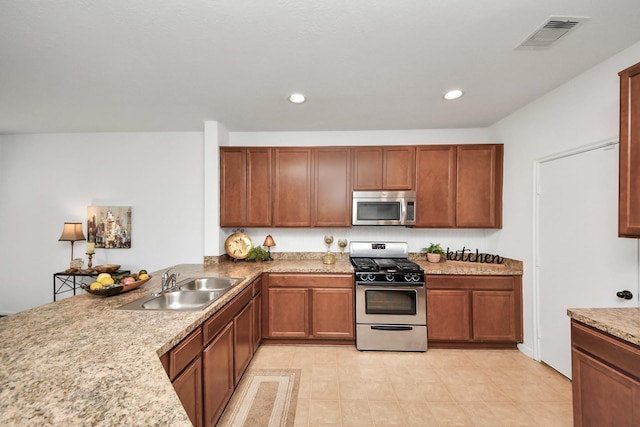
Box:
247;246;270;262
422;243;445;263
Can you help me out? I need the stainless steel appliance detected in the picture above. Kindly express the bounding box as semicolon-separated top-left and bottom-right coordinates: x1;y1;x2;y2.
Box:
352;191;416;226
350;241;427;351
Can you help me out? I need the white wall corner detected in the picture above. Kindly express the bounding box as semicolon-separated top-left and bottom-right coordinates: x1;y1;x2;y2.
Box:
203;121;227;257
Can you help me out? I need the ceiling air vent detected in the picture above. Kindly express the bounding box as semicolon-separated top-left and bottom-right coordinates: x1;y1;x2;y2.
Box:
517;16;590;49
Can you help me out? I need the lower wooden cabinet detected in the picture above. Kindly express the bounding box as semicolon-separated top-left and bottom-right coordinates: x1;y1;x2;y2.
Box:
233;301;253;384
161;278;261;427
571;320;640;427
265;273;354;342
426;275;522;348
203;322;234;426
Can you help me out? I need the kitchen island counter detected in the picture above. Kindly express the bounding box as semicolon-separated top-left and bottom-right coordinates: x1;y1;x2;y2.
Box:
0;257;521;425
567;307;640;346
0;261;353;426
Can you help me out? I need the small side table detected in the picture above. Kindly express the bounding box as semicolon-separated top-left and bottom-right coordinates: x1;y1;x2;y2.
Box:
53;270;131;301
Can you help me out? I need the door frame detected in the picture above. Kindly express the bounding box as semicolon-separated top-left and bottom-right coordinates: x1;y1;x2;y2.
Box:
532;137;629;362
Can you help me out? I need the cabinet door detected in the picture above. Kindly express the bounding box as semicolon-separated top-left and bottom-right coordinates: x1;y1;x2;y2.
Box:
472;290;517;341
311;288;354;339
456;144;503;228
313;147;352;227
220;148;247;227
173;356;203;427
273;148;312;226
572;348;640;427
246;148;272;227
233;301;253;384
353;147;383;190
383;146;415;190
426;290;471;341
353;146;414;190
268;287;309;338
619;62;640;237
203;322;234;427
415;145;456;227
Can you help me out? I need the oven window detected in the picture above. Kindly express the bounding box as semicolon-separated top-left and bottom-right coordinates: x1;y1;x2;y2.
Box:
365;289;416;315
357;202;401;221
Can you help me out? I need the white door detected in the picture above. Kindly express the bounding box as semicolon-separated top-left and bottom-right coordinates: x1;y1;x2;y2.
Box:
538;143;638;378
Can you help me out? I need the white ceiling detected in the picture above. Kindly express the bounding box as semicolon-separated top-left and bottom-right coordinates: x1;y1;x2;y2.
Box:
2;0;640;134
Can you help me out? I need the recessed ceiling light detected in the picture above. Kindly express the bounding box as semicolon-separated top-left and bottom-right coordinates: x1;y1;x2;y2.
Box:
443;89;463;100
288;93;306;104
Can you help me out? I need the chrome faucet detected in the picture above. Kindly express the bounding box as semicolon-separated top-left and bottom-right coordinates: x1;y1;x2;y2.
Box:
161;268;179;293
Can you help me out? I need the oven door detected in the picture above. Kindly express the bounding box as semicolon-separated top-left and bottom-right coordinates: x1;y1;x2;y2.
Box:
355;282;426;325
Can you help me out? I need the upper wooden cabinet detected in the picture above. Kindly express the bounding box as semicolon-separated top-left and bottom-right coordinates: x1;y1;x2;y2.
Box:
415;145;457;227
456;144;503;228
220;144;501;229
273;148;313;227
313;147;352;227
619;61;640;237
273;147;352;227
220;147;272;227
415;144;503;228
353;146;415;190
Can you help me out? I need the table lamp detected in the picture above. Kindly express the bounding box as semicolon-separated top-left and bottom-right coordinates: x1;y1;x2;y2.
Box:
58;222;86;265
263;235;276;261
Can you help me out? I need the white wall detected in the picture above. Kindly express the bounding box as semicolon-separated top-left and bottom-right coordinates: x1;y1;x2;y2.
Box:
0;132;204;314
488;40;640;357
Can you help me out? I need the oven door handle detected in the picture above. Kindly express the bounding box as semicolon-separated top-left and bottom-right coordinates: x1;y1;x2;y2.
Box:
370;325;415;331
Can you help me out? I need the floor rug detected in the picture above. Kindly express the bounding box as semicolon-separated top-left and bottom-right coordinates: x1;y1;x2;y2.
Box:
218;369;300;427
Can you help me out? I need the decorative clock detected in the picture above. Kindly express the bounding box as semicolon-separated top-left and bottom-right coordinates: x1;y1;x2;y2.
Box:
224;231;253;260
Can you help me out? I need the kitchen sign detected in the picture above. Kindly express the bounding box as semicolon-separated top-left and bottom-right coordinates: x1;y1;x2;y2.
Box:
446;247;504;264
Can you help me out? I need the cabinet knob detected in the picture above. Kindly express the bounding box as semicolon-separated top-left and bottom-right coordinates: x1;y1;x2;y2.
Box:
616;290;633;300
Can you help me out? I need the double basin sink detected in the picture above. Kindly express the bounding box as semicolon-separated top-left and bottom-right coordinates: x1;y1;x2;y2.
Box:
117;277;240;311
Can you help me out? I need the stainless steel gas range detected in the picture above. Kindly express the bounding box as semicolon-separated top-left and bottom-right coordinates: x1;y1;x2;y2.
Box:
350;241;427;352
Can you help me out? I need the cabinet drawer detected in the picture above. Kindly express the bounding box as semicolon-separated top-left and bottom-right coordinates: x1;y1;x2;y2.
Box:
204;285;252;344
252;278;262;297
169;327;203;380
268;273;353;288
427;275;515;290
571;320;640;379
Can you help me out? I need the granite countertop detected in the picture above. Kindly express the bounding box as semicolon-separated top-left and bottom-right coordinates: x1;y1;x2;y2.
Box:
0;257;522;425
567;307;640;347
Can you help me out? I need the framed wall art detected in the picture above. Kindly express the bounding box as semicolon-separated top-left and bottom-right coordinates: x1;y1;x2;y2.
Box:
87;206;132;249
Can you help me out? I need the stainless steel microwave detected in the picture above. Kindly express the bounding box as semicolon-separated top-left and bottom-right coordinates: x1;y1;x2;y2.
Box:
352;191;416;226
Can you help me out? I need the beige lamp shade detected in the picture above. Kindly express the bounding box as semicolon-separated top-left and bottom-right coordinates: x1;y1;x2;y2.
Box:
59;222;86;262
263;235;276;247
58;222;86;242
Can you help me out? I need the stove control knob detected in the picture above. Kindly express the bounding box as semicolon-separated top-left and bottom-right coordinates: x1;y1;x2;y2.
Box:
404;273;412;282
386;273;395;282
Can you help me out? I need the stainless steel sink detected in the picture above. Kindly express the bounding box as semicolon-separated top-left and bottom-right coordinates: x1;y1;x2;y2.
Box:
178;277;239;291
142;290;221;310
116;277;239;311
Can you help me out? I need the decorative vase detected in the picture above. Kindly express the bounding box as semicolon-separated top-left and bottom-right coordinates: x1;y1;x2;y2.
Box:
322;252;336;265
426;253;441;263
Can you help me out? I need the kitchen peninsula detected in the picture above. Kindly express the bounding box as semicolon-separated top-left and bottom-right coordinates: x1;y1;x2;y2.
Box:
0;257;522;425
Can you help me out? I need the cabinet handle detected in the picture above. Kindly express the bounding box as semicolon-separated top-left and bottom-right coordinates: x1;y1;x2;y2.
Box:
616;290;633;300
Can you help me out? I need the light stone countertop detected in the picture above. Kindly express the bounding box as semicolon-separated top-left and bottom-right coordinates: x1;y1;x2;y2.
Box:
0;257;522;426
567;307;640;347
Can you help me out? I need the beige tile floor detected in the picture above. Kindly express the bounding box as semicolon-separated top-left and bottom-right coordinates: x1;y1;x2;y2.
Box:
247;345;573;427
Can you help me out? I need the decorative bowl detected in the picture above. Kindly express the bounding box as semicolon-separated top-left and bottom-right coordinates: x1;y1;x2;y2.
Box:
120;277;151;293
81;283;124;297
93;264;121;273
